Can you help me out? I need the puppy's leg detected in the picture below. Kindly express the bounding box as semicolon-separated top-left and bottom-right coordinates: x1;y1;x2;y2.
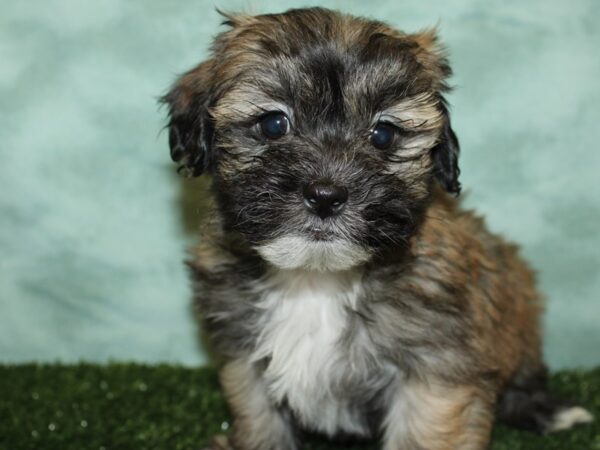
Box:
206;359;297;450
382;379;494;450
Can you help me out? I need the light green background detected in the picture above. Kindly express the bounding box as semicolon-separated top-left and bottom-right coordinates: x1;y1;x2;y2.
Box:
0;0;598;368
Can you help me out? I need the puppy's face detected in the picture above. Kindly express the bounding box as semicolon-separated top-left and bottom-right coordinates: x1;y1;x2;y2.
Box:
164;8;460;271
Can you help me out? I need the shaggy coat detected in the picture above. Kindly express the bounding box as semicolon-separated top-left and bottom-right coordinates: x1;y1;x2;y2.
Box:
162;8;592;450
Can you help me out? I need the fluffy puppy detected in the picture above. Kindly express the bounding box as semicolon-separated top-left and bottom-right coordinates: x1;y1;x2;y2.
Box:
162;8;592;450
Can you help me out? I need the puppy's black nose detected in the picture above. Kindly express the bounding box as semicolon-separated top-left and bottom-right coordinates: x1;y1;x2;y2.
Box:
303;182;348;219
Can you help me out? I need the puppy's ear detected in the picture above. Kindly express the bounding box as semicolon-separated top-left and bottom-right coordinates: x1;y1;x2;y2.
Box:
408;29;461;195
161;61;216;177
431;100;461;195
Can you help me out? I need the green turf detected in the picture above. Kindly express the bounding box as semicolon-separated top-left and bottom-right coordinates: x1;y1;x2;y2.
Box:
0;364;597;450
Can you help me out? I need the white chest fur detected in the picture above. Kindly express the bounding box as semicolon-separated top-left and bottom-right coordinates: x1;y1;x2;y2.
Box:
251;269;385;436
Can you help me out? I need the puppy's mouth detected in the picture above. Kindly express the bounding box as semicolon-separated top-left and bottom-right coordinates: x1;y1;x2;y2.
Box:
305;226;336;241
255;233;370;271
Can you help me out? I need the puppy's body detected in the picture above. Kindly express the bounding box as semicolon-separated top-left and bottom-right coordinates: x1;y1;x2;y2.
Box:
163;8;592;449
191;191;539;449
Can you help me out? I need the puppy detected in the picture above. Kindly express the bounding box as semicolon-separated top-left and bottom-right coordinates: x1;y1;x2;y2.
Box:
162;8;592;450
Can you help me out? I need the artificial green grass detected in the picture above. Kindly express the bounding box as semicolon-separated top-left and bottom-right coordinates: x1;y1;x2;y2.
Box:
0;364;597;450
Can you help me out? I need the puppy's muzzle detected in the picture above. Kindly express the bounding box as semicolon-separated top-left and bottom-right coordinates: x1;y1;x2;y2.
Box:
302;181;348;219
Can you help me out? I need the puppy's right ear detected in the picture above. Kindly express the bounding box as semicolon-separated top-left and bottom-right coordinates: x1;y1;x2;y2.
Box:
161;61;216;177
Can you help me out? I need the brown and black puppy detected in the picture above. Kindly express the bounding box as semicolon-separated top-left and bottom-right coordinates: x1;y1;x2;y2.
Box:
162;8;592;450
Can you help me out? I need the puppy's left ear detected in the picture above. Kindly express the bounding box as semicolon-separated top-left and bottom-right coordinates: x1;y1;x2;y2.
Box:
161;61;216;177
431;100;461;195
408;29;461;195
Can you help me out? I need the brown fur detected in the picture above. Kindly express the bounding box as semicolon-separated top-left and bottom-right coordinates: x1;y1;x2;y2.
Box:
162;7;591;450
191;190;543;450
412;191;543;384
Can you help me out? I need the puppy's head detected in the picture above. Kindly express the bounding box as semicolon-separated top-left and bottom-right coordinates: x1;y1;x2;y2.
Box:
163;8;460;271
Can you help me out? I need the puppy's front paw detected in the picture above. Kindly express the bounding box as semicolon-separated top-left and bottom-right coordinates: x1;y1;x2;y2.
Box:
203;434;234;450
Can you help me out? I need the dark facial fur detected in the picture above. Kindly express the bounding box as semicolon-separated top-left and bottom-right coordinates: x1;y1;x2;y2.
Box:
163;7;459;262
162;8;593;450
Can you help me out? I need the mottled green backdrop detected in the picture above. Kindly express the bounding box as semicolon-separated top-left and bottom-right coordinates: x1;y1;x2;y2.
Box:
0;0;598;368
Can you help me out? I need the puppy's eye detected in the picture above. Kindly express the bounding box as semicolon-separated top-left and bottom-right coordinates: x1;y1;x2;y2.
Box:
259;112;290;139
370;122;396;150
